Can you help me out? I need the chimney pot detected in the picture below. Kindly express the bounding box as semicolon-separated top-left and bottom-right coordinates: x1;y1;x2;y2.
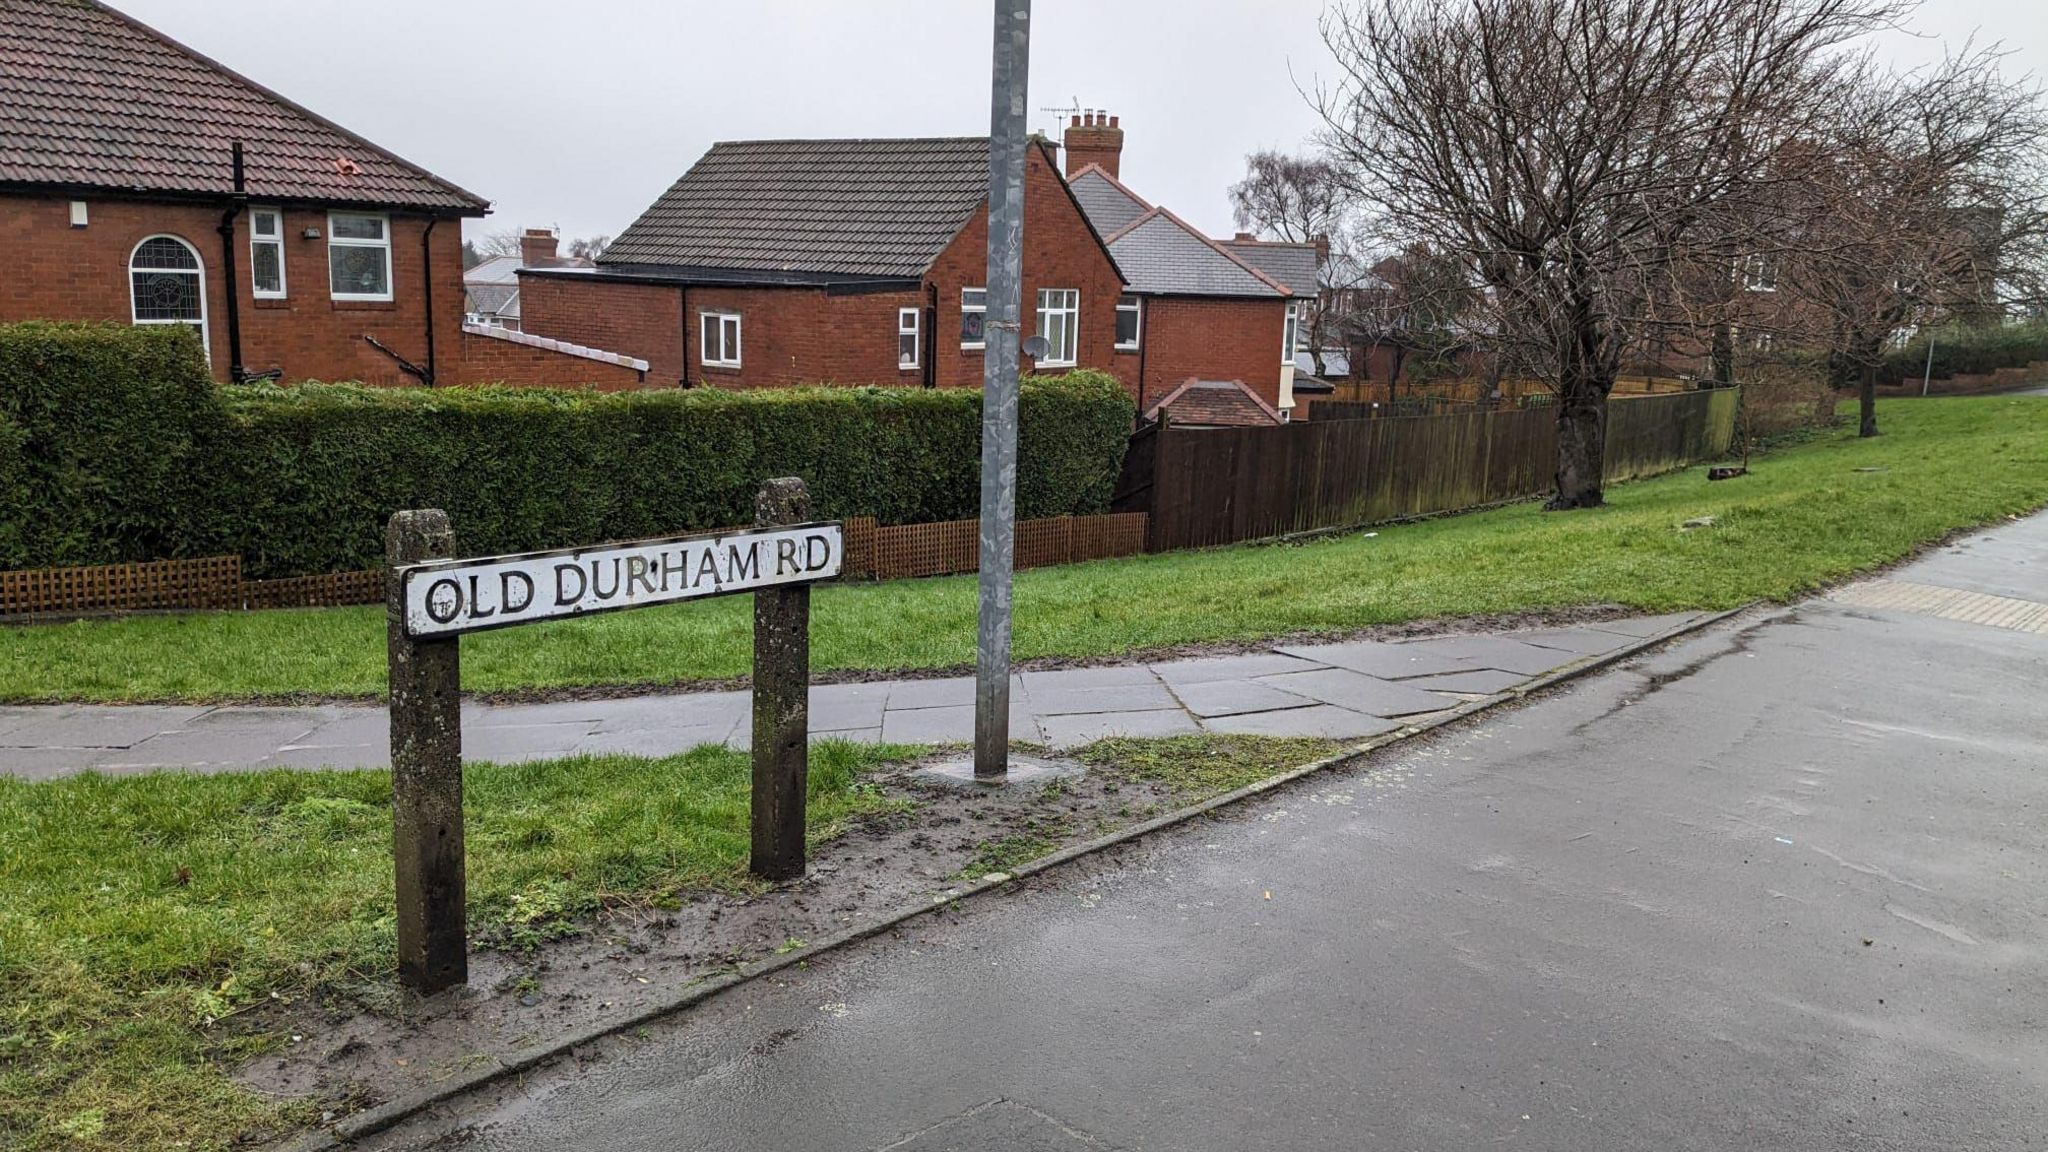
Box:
519;227;559;268
1109;115;1119;127
1070;113;1081;128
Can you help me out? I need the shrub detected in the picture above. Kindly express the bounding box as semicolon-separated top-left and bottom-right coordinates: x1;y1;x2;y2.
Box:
0;323;1136;578
1880;321;2048;385
0;323;218;569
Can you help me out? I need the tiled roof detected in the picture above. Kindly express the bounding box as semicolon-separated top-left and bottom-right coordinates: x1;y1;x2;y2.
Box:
0;0;487;212
465;283;518;318
1069;165;1148;235
1107;208;1288;298
464;255;525;286
1146;378;1285;427
602;137;994;277
1223;239;1319;299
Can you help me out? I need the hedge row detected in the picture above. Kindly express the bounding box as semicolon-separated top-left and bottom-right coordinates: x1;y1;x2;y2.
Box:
1881;321;2048;385
0;323;1136;578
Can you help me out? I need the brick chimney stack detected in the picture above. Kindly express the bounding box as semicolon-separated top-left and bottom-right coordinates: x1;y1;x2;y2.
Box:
1063;109;1124;179
519;227;559;268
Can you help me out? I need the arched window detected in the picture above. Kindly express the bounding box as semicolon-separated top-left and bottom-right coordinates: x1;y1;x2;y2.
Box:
129;235;208;357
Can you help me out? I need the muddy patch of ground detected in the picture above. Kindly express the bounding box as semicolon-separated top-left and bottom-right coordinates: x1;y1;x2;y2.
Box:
231;752;1196;1125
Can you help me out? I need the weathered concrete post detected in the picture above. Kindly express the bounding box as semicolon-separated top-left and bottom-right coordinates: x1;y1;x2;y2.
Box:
386;509;467;992
750;478;813;881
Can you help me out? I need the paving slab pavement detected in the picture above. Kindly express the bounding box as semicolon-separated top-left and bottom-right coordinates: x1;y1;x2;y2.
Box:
0;616;1711;778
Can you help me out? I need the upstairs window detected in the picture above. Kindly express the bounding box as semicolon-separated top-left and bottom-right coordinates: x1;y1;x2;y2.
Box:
961;287;987;349
250;207;286;298
1742;254;1779;293
701;310;742;368
898;307;921;370
329;212;392;301
1035;288;1079;367
1282;300;1302;363
129;235;208;356
1115;294;1141;350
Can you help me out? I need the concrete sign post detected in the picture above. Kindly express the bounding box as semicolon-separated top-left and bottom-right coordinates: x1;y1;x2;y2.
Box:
974;0;1033;780
384;482;839;994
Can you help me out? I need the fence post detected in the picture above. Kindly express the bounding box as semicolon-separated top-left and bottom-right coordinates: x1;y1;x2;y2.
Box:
751;478;813;881
385;509;466;993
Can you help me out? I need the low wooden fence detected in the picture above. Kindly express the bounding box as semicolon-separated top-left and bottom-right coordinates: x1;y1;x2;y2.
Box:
1118;388;1738;553
0;513;1152;618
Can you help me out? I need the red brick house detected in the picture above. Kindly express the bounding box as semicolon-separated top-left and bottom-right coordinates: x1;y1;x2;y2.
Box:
0;0;646;389
1060;114;1320;419
519;137;1128;392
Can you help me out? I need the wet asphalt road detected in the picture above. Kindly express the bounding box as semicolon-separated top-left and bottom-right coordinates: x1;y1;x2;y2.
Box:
367;527;2048;1152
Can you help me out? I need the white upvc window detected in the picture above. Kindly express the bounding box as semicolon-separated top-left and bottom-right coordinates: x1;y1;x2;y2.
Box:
701;310;742;368
1115;294;1142;350
1282;300;1302;362
328;212;392;301
897;306;921;370
250;207;286;298
129;234;209;358
1035;288;1079;367
1742;253;1779;293
960;287;987;349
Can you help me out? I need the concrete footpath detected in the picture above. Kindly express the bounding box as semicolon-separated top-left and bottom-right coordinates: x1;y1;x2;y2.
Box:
353;514;2048;1151
0;614;1710;779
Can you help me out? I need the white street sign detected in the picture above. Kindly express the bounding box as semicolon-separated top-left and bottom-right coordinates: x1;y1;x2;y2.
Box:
400;523;842;638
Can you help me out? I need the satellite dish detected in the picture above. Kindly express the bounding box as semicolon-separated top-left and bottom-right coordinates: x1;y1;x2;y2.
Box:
1022;335;1051;359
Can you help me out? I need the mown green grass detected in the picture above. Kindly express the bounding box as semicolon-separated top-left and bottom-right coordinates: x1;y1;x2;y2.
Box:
6;396;2047;703
0;743;910;1152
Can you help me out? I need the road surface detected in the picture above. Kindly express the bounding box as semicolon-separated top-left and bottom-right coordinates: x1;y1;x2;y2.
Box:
365;516;2048;1151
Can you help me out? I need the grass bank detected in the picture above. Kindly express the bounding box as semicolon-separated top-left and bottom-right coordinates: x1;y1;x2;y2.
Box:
5;396;2046;704
0;743;908;1151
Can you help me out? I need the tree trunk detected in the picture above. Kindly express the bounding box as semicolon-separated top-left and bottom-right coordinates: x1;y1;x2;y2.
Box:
1710;323;1734;387
1858;363;1879;438
1547;387;1609;510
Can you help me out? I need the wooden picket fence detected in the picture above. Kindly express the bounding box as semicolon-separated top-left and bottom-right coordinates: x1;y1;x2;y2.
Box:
840;512;1148;581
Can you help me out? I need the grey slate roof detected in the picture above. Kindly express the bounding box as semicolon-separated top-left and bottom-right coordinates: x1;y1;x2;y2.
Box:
1069;166;1148;235
601;137;993;277
1107;210;1287;299
466;283;518;316
1224;239;1320;299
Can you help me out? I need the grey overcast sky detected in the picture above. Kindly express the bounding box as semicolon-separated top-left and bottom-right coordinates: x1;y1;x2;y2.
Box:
113;1;2046;248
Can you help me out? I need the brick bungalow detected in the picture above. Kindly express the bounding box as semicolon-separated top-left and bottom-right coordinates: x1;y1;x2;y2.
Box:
0;0;645;389
518;137;1128;393
1061;113;1320;422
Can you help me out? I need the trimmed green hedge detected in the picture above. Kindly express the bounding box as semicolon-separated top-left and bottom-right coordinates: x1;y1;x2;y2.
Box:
0;323;1136;578
1881;322;2048;385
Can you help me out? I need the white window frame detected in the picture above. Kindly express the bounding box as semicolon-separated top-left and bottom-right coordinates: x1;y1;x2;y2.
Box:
128;234;209;360
961;287;987;350
1742;253;1778;293
1114;294;1142;351
1282;300;1302;363
1035;288;1079;368
328;212;393;302
897;306;921;371
250;206;287;299
700;310;742;369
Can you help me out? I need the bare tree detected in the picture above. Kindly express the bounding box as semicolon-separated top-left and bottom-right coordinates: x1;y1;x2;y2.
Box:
1773;49;2048;436
1342;243;1476;398
1229;152;1358;374
1317;0;1902;508
470;230;525;259
568;235;613;261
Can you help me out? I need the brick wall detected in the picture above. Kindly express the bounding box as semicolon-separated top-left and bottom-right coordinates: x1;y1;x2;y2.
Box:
926;145;1128;392
1136;296;1288;412
451;327;648;390
0;192;467;386
517;273;687;385
684;283;923;389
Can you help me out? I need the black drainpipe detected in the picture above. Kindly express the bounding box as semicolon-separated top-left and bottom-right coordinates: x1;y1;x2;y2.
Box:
216;142;248;382
1136;296;1150;414
420;217;439;386
678;284;691;387
923;282;938;388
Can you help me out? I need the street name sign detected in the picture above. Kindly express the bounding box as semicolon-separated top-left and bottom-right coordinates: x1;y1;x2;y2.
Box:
399;522;843;638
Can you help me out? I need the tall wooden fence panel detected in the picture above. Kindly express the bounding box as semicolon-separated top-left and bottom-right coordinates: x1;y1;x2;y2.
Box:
1127;388;1737;553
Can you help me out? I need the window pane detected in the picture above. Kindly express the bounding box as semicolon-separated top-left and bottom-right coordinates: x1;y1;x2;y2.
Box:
252;210;280;238
1115;299;1139;346
132;236;199;270
702;317;717;363
962;288;986;308
330;244;389;295
961;309;985;345
723;317;740;358
332;214;385;241
899;333;919;367
252;242;283;294
132;270;201;321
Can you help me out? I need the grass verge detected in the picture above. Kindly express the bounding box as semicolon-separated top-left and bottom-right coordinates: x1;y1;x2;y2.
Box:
6;396;2047;704
0;743;910;1152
